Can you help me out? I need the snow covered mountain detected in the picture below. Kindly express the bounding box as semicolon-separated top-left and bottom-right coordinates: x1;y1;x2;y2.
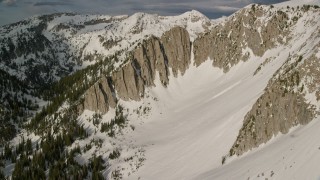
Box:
0;9;213;145
1;0;320;179
0;10;212;86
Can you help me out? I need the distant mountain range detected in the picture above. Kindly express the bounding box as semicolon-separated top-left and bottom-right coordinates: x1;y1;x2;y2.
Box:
0;1;320;179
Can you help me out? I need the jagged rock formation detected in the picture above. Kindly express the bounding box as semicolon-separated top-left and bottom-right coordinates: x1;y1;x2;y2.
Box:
78;5;320;158
78;76;117;114
227;5;320;156
300;54;320;100
0;10;209;90
112;61;145;101
193;4;290;72
80;27;191;113
0;10;208;147
230;53;319;156
1;3;320;179
230;85;315;156
161;27;191;76
133;37;168;86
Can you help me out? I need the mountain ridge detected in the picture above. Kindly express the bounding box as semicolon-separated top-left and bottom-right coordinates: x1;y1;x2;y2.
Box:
1;1;320;179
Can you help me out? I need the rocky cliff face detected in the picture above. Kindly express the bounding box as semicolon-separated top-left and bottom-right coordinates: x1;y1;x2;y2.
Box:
230;50;320;156
193;4;290;72
79;5;320;158
0;10;209;147
230;76;315;156
133;36;168;86
227;5;320;156
2;2;320;180
112;61;145;101
161;27;191;76
80;27;191;113
0;10;210;91
1;0;319;169
79;76;117;114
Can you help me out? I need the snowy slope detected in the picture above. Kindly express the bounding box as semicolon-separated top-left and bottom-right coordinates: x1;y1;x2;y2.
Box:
0;10;214;80
197;117;320;180
0;11;214;97
92;2;320;179
1;0;320;179
73;21;319;177
275;0;320;7
0;10;216;150
123;46;289;179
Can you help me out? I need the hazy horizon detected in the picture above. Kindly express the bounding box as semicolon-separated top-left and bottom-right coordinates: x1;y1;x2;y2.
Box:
0;0;287;26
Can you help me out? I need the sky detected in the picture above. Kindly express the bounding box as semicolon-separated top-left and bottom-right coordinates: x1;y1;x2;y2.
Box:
0;0;287;26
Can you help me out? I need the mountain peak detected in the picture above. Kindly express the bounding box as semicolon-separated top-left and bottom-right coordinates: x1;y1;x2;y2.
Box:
275;0;320;7
183;10;206;17
179;10;209;21
1;3;320;179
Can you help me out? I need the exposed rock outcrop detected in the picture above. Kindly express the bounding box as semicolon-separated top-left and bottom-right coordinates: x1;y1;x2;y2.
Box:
79;5;319;158
161;26;191;76
229;54;318;156
80;27;191;113
113;62;145;101
133;36;168;86
80;76;117;114
299;53;320;101
193;4;290;72
230;88;315;156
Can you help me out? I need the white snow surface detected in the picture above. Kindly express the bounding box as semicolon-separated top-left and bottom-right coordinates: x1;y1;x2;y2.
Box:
0;9;215;82
44;9;213;62
120;5;320;179
276;0;320;7
71;2;320;179
2;0;320;179
196;117;320;180
124;49;285;180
